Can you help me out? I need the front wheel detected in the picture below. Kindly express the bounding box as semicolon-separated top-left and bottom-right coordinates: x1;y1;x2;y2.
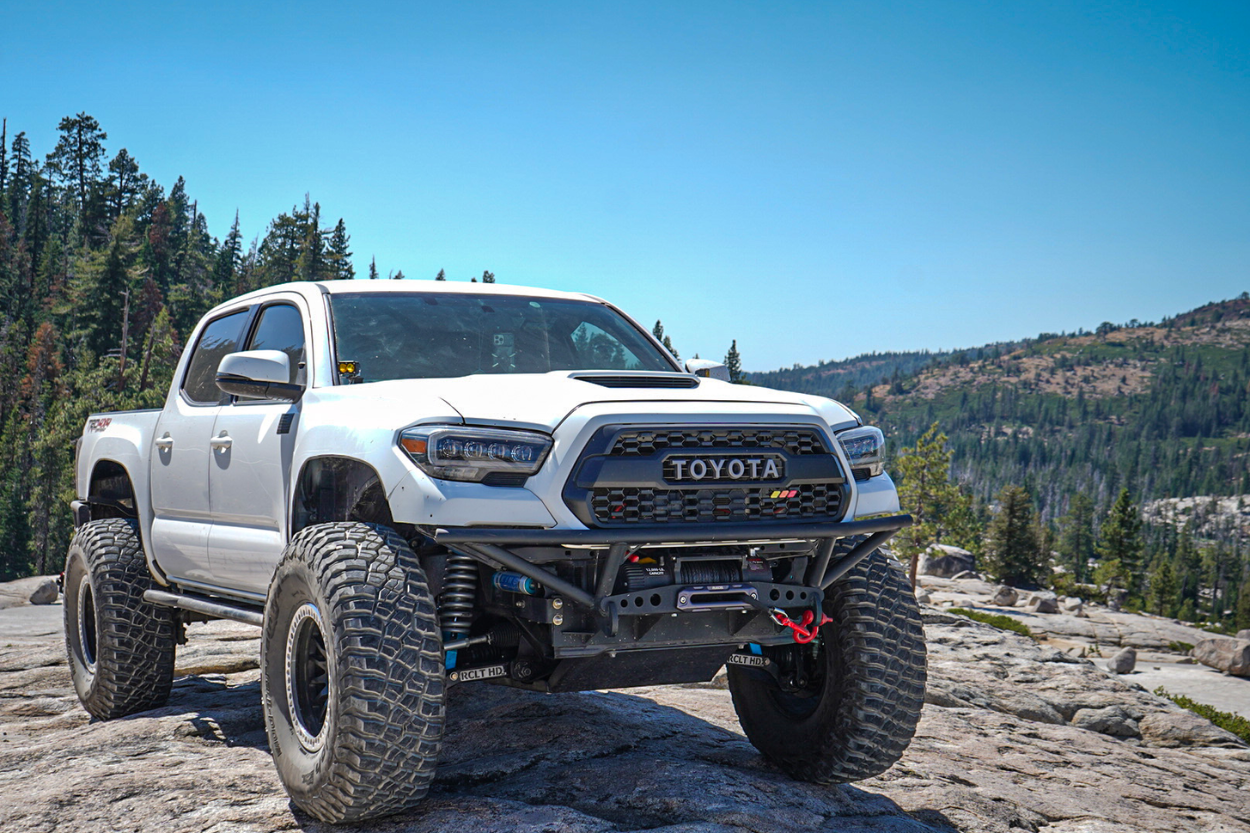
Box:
728;548;926;783
261;522;445;823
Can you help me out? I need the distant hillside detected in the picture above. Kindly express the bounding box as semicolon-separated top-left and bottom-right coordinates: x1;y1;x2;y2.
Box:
753;294;1250;521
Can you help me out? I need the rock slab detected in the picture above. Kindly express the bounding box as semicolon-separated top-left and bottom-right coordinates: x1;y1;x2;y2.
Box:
1;594;1248;833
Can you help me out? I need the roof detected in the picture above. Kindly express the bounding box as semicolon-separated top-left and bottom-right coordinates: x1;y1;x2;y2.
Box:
315;279;600;303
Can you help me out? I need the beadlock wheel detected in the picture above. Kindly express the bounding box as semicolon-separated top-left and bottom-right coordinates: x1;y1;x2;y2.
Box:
728;548;926;783
76;572;98;674
261;522;445;823
285;603;329;752
63;519;176;720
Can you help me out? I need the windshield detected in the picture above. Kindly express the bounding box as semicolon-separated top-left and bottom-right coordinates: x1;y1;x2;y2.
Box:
328;292;677;382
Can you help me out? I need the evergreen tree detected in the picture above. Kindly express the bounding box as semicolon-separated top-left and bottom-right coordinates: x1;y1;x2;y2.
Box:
214;211;243;293
327;219;354;280
434;268;445;281
1098;488;1144;599
105;148;145;220
724;340;743;383
1057;493;1096;584
481;270;495;283
1149;560;1178;617
369;257;379;280
983;485;1044;586
44;112;108;216
893;423;979;584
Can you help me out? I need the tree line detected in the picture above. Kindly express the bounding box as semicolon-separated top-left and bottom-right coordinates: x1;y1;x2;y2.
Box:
0;113;510;579
893;422;1250;633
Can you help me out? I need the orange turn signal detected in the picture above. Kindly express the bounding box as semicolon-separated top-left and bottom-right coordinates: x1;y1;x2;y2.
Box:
400;437;427;454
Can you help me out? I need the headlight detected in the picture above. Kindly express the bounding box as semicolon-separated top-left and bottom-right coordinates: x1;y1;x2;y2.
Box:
399;425;553;484
837;426;885;480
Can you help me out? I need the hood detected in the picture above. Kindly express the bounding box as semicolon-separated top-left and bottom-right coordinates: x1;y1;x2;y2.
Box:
343;371;858;434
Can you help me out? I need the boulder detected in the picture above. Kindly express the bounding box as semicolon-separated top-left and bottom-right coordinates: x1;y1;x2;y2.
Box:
1030;596;1060;614
28;580;58;605
1192;637;1250;677
915;588;932;604
1107;648;1136;675
1236;629;1250;641
917;544;975;578
1139;711;1246;748
1072;705;1142;738
990;585;1019;607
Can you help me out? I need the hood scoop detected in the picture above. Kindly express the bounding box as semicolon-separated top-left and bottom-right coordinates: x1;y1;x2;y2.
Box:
572;372;700;389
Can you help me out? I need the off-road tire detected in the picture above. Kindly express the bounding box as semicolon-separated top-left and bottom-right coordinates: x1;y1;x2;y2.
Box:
261;522;445;823
63;518;176;719
728;548;926;782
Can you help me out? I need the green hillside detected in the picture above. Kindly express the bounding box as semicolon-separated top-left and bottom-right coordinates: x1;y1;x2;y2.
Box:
754;296;1250;523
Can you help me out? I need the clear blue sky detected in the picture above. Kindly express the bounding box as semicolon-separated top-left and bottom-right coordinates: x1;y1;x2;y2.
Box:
4;1;1248;370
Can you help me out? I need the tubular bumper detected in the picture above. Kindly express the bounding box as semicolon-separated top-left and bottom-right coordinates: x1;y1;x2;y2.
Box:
433;513;913;612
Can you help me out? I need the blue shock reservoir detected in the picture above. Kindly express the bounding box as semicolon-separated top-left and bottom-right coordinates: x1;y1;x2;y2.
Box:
492;572;539;596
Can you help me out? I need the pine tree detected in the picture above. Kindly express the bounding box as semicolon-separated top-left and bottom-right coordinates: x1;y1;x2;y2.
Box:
214;211;243;293
481;270;495;283
1149;560;1178;617
724;340;743;383
983;485;1044;586
1057;493;1096;584
434;268;445;281
44;112;108;217
369;257;379;280
105;148;145;220
327;219;354;280
1098;488;1144;599
893;422;980;585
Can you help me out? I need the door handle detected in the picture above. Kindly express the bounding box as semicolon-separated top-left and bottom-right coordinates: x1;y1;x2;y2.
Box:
210;432;232;451
154;434;174;450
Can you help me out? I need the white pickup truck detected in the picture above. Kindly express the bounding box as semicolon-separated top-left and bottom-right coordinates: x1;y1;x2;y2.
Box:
66;280;925;823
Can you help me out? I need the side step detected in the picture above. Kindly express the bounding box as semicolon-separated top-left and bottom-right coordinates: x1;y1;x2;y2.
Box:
143;588;264;627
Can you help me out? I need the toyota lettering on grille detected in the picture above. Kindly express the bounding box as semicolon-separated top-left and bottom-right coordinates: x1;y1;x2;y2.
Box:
663;455;786;483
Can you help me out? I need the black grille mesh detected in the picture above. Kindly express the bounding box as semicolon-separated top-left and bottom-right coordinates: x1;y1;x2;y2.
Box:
610;427;827;457
590;483;843;524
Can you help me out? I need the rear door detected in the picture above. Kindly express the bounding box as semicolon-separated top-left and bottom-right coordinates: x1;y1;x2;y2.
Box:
207;298;309;596
148;307;251;586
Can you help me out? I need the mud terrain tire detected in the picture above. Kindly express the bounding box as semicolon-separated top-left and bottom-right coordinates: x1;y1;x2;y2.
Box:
63;518;176;719
728;548;926;782
261;522;445;823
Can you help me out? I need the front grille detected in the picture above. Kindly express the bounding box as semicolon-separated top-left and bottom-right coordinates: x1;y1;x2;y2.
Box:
590;482;844;524
610;427;828;457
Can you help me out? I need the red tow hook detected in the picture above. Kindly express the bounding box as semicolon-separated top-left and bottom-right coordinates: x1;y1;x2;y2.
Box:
769;609;832;644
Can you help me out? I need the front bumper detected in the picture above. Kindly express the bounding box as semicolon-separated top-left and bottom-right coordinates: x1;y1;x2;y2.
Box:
433;513;913;611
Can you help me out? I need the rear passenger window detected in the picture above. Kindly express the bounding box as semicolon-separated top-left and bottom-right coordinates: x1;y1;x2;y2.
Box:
246;304;307;385
182;310;249;404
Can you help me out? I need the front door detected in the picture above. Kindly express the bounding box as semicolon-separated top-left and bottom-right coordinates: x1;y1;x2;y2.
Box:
207;300;308;596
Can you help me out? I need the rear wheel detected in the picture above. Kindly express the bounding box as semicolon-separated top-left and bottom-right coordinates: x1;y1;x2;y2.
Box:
728;548;926;782
261;522;445;823
63;518;176;719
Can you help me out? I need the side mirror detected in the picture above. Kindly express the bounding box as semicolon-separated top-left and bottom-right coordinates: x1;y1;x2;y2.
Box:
216;350;303;402
685;358;730;382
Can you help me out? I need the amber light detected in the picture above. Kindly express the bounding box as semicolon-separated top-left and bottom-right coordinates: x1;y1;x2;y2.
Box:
338;361;358;375
400;437;427;454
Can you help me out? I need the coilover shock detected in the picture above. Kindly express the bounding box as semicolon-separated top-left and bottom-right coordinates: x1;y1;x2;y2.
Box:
439;552;479;637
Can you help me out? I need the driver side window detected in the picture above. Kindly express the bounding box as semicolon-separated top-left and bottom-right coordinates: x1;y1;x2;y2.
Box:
246;304;307;386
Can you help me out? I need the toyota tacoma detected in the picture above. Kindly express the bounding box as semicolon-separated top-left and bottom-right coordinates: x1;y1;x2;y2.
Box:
66;280;926;822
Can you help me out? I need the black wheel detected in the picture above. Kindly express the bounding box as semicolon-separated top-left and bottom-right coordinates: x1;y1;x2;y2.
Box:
261;522;445;823
728;548;926;783
63;518;176;720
